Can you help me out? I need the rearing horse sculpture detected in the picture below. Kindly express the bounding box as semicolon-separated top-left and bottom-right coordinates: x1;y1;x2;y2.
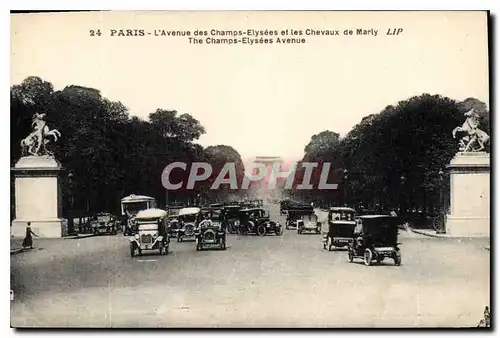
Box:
20;113;61;156
452;109;489;152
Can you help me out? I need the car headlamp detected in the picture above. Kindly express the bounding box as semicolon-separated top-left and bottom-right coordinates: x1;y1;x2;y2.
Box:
134;234;140;239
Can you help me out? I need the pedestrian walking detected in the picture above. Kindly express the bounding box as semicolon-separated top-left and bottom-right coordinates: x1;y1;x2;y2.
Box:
22;222;38;249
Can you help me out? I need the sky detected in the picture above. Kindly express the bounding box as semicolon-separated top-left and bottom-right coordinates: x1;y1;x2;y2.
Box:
11;11;489;163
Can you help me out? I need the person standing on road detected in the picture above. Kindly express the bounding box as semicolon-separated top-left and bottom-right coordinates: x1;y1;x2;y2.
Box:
22;222;38;249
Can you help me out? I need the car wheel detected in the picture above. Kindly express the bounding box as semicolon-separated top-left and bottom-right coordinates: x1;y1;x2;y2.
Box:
348;248;354;262
275;226;283;236
376;256;384;264
393;250;401;266
256;225;267;236
221;238;226;250
364;249;373;266
130;244;135;257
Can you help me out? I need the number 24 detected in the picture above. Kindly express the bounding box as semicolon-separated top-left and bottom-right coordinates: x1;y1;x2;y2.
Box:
90;29;102;36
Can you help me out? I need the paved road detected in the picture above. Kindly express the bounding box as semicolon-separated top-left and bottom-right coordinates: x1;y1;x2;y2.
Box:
11;204;490;327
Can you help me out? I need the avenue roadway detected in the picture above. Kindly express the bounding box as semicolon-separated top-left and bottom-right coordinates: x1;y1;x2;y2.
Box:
11;203;490;328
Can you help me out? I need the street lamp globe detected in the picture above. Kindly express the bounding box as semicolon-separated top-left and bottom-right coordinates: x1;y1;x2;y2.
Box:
343;169;349;180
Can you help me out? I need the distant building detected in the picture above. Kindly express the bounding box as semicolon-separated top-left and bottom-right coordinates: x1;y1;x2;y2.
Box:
244;156;284;198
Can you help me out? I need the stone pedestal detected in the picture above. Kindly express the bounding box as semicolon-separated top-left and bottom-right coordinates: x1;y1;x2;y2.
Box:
446;152;490;237
11;156;68;238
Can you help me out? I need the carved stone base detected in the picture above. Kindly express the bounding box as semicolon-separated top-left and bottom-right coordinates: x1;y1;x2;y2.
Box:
11;155;67;238
11;218;68;238
445;216;490;237
445;152;490;237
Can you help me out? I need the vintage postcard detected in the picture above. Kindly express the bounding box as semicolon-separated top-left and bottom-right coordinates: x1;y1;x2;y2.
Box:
10;10;490;328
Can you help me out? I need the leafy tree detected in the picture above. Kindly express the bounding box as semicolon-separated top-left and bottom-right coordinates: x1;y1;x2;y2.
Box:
293;130;343;205
202;145;246;202
303;130;341;160
10;77;215;217
301;94;489;215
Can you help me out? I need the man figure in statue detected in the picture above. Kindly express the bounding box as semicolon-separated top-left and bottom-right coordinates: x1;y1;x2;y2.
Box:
20;112;61;156
452;108;490;152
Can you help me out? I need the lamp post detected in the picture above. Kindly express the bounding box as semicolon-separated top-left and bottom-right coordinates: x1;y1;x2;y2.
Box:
437;170;446;234
400;174;406;216
343;169;349;207
68;171;75;235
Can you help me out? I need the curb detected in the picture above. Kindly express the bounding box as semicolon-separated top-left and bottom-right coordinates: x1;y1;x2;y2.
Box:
63;234;95;239
410;228;446;238
410;228;490;240
10;248;25;255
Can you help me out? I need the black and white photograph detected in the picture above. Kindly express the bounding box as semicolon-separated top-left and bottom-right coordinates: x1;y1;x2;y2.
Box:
9;10;491;328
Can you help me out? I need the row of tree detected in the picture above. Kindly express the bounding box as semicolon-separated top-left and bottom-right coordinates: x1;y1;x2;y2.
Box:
290;94;490;214
11;77;246;216
11;77;490;218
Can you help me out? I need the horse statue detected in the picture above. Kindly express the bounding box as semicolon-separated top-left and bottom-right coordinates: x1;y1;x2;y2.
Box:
20;113;61;157
452;109;490;152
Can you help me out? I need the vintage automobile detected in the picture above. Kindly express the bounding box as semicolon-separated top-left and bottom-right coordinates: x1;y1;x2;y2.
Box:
221;205;243;234
249;199;264;208
297;212;321;235
347;215;402;266
177;207;201;242
285;206;314;229
280;200;291;215
209;203;224;209
323;207;357;251
121;194;157;236
91;212;118;235
237;208;283;236
129;208;170;256
195;209;226;251
165;203;184;236
280;199;311;215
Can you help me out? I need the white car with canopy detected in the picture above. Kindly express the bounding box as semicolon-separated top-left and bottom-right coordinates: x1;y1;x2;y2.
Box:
176;207;201;242
129;208;170;256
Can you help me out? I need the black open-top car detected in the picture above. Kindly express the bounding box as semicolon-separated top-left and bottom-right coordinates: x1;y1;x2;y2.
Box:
285;206;314;230
348;215;402;266
221;204;243;234
237;208;283;236
195;208;226;251
91;212;118;235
